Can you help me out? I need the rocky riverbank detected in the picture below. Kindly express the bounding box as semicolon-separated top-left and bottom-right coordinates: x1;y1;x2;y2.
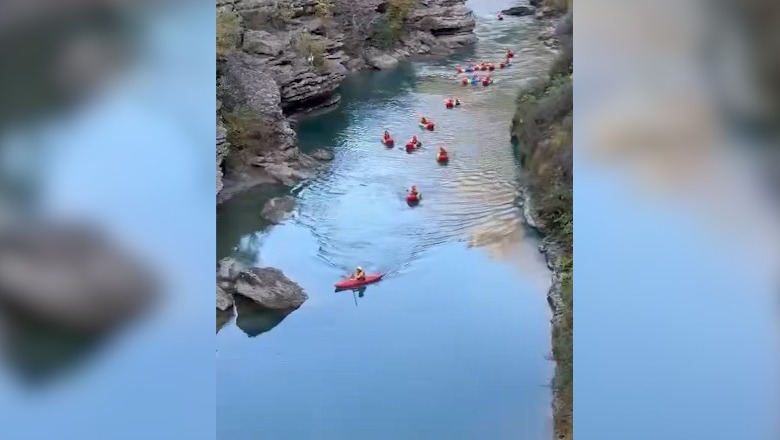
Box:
216;0;477;202
215;0;477;319
511;3;572;439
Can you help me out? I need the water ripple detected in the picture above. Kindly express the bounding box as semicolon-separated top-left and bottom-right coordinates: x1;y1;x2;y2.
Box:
288;17;556;272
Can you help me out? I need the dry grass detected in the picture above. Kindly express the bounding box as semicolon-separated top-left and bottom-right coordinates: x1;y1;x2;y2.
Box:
216;9;242;57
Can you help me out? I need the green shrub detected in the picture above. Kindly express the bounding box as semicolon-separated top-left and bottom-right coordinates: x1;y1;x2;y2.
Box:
216;9;242;57
295;33;327;70
221;107;276;168
371;0;416;46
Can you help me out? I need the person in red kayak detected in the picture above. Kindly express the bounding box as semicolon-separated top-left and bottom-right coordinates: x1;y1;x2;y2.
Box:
409;185;419;196
438;146;448;155
351;266;366;281
420;116;429;125
383;130;391;139
409;135;419;145
506;48;514;58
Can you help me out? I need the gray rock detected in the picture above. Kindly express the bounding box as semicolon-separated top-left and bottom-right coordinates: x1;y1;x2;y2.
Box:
217;120;230;195
502;6;535;16
217;285;234;311
217;257;242;281
234;267;307;310
310;148;334;161
260;196;296;224
242;30;287;56
345;57;366;71
367;53;399;70
0;223;155;333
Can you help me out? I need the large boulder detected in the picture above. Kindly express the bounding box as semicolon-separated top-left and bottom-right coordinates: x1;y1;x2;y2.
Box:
0;224;155;333
234;267;307;309
502;6;535;16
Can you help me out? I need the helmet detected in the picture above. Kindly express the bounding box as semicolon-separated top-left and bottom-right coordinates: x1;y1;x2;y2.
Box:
357;266;363;271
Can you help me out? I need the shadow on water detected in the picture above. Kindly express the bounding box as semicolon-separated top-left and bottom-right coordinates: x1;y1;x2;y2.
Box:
0;310;103;387
296;62;419;155
233;296;291;338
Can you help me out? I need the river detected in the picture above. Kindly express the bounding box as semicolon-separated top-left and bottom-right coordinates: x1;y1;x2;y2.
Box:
216;4;557;439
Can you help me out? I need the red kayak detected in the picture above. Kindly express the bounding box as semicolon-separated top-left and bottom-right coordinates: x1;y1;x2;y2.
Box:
445;101;454;109
436;153;449;163
334;273;384;289
382;137;394;146
406;193;421;203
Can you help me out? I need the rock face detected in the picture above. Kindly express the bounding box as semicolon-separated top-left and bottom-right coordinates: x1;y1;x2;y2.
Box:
410;0;477;48
219;52;328;188
217;119;230;195
0;224;155;333
234;267;307;310
216;0;476;199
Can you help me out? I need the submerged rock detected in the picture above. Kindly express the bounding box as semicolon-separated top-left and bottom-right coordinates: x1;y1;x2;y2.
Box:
234;267;307;310
260;195;296;224
310;148;334;161
367;53;399;70
501;6;535;16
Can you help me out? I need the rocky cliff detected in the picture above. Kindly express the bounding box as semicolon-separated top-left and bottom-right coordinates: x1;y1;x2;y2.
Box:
216;0;476;200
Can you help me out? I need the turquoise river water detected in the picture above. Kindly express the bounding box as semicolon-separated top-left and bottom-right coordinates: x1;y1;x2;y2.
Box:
217;3;558;439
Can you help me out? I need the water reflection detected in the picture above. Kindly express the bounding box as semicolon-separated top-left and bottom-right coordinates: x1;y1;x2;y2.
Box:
217;183;288;260
233;296;290;338
0;309;102;386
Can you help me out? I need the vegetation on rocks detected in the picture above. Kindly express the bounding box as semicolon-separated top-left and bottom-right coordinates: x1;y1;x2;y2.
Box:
216;9;242;57
295;33;327;70
222;106;276;169
314;0;335;20
511;8;573;440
